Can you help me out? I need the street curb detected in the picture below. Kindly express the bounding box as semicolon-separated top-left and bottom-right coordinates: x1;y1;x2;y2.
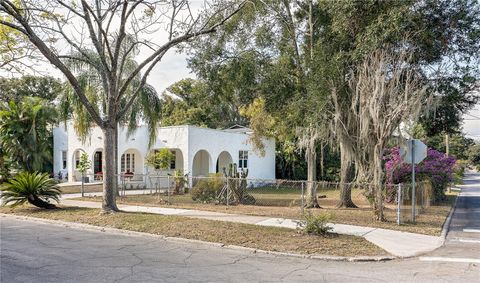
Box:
0;213;394;262
439;194;459;245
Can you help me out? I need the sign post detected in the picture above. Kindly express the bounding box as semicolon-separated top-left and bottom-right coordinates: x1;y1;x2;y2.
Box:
411;139;416;222
400;139;427;223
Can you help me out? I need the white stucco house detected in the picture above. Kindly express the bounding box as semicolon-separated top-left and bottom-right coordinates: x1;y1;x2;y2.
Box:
53;122;275;183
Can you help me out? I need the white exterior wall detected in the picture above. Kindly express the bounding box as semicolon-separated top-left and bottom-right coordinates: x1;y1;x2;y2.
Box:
187;127;275;179
66;122;105;182
52;124;68;178
53;123;275;181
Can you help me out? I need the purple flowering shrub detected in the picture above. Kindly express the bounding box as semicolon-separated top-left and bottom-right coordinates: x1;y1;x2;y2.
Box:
384;147;456;202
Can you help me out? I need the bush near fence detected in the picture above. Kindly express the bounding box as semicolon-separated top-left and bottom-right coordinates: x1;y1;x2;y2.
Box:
113;174;375;209
191;174;224;202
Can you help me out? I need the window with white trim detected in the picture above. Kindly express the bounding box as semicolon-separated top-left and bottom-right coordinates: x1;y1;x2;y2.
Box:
238;150;248;169
121;153;135;173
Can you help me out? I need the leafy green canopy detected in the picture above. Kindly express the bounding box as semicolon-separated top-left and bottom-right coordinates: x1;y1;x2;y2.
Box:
0;97;57;172
58;46;161;147
160;78;246;129
0;76;62;103
187;0;480;179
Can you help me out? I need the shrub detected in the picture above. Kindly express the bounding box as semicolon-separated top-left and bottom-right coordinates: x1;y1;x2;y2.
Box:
453;160;468;185
241;194;256;205
384;147;456;202
0;171;61;209
298;212;333;236
191;173;224;203
146;148;174;170
171;169;187;194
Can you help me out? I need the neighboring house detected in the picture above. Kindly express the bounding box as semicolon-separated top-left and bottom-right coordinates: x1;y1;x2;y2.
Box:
53;122;275;183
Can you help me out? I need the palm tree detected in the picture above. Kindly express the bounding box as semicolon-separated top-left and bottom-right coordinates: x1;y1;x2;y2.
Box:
59;43;162;208
0;171;61;209
0;97;57;172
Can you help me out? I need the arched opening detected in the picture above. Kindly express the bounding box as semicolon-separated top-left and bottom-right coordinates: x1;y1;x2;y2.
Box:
145;148;185;189
170;148;184;173
192;150;211;177
216;151;233;175
72;149;86;181
120;148;143;181
146;148;185;174
92;148;104;180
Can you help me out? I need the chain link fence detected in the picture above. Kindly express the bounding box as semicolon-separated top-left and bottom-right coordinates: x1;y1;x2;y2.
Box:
395;181;432;224
111;175;376;213
63;173;433;224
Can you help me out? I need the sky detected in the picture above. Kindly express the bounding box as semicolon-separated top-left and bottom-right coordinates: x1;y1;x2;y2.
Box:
141;51;194;94
462;105;480;140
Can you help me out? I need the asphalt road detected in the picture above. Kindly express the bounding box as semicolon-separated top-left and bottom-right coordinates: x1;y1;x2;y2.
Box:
424;173;480;263
1;174;480;282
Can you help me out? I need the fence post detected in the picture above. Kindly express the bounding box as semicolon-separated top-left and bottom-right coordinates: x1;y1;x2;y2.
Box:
397;183;402;225
122;175;126;197
81;173;85;197
167;176;170;204
226;177;229;207
301;182;304;216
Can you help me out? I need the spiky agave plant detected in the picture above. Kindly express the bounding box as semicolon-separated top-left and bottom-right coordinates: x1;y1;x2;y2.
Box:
0;172;61;209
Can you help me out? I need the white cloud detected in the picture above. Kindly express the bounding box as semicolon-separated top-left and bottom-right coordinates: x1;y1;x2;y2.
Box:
146;50;195;94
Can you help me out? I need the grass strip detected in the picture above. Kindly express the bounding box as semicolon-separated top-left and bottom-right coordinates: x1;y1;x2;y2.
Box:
0;206;386;257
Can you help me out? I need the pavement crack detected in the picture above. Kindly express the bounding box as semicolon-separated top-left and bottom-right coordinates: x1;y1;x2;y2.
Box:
279;263;312;280
113;250;144;283
182;250;195;266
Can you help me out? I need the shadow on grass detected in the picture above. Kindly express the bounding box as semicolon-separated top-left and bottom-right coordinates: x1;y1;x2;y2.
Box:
2;205;90;213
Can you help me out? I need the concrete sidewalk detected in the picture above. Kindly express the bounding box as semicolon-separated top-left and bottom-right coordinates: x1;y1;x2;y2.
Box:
61;197;445;258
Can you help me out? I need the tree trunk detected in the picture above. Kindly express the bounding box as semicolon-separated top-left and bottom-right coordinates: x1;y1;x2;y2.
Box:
114;124;120;197
373;144;385;221
27;196;57;209
305;147;320;208
337;142;357;208
0;152;6;182
319;143;324;178
102;125;119;213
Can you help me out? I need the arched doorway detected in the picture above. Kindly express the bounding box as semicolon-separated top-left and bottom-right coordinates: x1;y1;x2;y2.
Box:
192;150;211;176
92;149;103;173
92;149;104;180
120;148;143;181
216;151;233;175
72;149;86;181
